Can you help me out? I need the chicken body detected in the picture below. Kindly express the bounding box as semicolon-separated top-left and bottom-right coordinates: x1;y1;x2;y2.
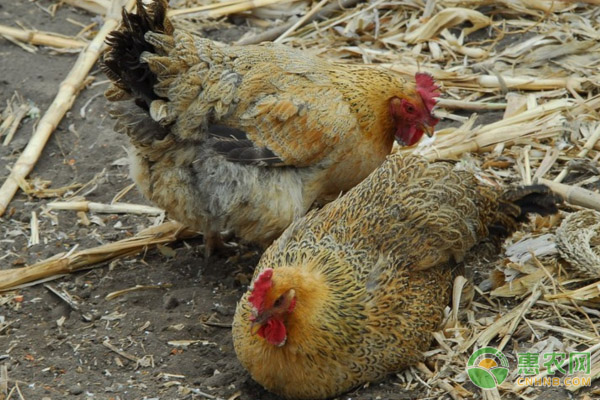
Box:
232;154;559;399
103;0;439;248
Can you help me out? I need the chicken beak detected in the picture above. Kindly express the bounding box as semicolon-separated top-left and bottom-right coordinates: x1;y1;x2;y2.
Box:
421;123;435;138
250;320;262;336
250;310;270;335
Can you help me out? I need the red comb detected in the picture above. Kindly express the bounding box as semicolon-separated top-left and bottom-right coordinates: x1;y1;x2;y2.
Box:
415;72;439;112
248;268;273;311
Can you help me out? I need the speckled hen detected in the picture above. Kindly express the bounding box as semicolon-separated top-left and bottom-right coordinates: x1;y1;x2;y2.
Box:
101;0;439;254
232;154;559;399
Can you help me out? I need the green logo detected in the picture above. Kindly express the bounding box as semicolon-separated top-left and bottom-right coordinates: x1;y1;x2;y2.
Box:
467;347;510;389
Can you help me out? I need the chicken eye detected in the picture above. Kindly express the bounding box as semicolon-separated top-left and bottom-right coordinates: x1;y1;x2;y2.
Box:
273;295;284;308
404;103;416;114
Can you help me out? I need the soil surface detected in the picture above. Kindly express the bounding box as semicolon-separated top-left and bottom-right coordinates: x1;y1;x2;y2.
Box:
0;2;596;400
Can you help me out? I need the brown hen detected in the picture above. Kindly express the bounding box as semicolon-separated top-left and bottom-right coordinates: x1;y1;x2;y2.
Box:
232;154;560;399
102;0;439;254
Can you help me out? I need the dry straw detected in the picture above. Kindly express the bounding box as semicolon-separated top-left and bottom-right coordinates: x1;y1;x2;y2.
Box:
46;200;164;215
0;24;86;49
0;222;197;291
61;0;111;15
0;92;31;146
168;0;296;18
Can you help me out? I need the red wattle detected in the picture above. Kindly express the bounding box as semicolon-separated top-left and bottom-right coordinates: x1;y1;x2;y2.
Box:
262;318;287;346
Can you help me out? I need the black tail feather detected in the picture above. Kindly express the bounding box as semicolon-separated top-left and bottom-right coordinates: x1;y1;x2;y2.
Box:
102;0;172;108
503;185;561;221
488;184;561;240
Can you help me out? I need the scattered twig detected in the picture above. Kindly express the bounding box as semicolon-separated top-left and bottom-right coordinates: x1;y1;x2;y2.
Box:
553;123;600;183
1;94;31;146
168;339;217;347
461;288;543;351
43;283;80;311
102;340;141;363
237;0;363;45
168;0;246;16
111;183;136;204
61;0;110;15
274;0;328;43
0;364;7;396
545;280;600;303
47;200;164;216
170;0;295;19
15;177;81;199
185;387;225;400
527;320;598;341
0;24;86;49
382;64;588;92
105;283;173;300
0;221;198;292
202;321;233;329
539;178;600;212
491;265;557;298
14;382;25;400
497;285;542;352
28;211;39;247
436;98;506;111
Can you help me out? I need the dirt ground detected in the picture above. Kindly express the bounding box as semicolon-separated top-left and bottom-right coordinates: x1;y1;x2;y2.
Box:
0;1;597;400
